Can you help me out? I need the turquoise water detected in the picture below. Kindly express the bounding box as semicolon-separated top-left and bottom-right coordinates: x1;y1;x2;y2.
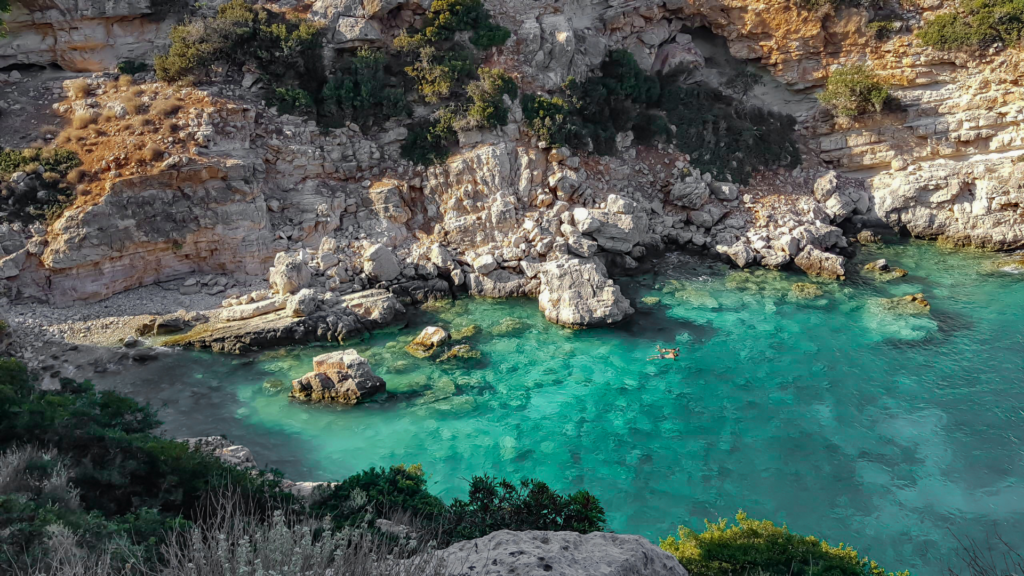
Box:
100;241;1024;575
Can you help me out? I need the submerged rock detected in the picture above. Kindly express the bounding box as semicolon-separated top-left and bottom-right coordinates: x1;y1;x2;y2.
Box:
491;317;527;336
863;259;908;281
450;324;479;339
436;344;481;362
790;282;824;300
291;349;386;404
878;293;931;315
405;326;451;358
857;230;884;244
423;530;688;576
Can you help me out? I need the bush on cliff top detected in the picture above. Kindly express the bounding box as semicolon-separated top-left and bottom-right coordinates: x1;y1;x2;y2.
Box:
660;511;909;576
155;0;323;92
917;0;1024;50
520;51;800;184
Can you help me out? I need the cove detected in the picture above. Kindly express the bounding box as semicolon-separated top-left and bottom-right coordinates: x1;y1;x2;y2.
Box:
95;240;1024;575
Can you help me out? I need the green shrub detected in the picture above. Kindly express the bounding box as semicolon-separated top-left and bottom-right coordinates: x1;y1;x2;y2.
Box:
405;45;474;104
423;0;495;42
309;464;446;527
660;511;909;576
0;360;295;572
447;476;605;542
867;20;901;40
521;93;582;148
117;60;149;75
816;64;891;117
471;21;512;49
321;48;409;124
466;67;518;128
155;0;323;93
400;107;460;165
0;148;82;224
269;87;315;115
916;8;1000;50
723;68;764;99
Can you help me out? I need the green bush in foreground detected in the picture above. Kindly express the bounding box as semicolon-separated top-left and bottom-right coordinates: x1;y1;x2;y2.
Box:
0;357;604;571
466;67;519;128
817;64;891;117
660;511;909;576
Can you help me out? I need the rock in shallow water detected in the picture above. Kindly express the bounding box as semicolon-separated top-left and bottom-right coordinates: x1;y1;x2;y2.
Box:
405;326;450;358
291;349;386;404
426;530;688;576
537;256;633;328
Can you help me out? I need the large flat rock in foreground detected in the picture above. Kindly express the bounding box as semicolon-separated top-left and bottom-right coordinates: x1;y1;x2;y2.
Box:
431;530;687;576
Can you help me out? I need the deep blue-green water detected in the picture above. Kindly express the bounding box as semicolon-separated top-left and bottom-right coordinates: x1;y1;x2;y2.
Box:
101;241;1024;575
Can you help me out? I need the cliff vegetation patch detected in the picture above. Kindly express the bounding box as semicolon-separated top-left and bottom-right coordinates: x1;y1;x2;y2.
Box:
660;511;909;576
816;64;893;117
522;51;801;184
0;147;81;224
917;0;1024;50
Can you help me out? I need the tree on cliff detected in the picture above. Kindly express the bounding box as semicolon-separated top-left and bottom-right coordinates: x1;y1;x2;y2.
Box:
0;0;10;38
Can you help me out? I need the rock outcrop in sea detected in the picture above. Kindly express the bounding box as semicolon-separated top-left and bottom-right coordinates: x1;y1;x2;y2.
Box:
290;349;386;404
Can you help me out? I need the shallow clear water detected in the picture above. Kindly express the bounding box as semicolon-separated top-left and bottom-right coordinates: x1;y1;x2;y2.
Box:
99;241;1024;575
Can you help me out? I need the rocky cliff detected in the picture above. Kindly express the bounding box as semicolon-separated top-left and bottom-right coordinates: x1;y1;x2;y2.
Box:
0;0;174;71
5;0;1023;337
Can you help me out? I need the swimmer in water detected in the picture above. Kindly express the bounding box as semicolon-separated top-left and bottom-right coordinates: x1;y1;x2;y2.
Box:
648;345;680;360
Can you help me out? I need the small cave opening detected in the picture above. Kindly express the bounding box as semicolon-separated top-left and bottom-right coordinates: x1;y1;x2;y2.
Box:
673;26;820;118
0;63;53;73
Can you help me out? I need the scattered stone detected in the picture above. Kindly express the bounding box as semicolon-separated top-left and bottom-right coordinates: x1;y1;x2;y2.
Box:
269;252;312;295
857;230;883;244
363;244;401;282
286;289;320;317
490;317;526;336
473;254;498;274
794;246;846;280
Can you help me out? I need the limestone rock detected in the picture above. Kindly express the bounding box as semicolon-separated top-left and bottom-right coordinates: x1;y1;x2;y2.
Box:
537;257;633;328
877;293;931;315
794;246;846;280
669;180;710;209
269;253;312;295
605;194;637;215
427;530;688;576
591;210;649;254
790;282;824;299
221;298;286;321
286;288;320;317
719;242;756;269
405;326;451;358
291;349;385;404
184;437;257;469
709;181;739;201
363;244;401;282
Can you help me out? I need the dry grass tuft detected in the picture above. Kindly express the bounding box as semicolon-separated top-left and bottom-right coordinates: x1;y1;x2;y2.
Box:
100;109;118;123
72;112;96;130
161;121;179;137
131;116;151;130
119;96;143;115
128;86;144;97
76;185;91;197
68;78;90;99
27;139;46;149
66;167;87;184
151;98;184;118
142;143;165;162
118;74;134;88
39;125;60;138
